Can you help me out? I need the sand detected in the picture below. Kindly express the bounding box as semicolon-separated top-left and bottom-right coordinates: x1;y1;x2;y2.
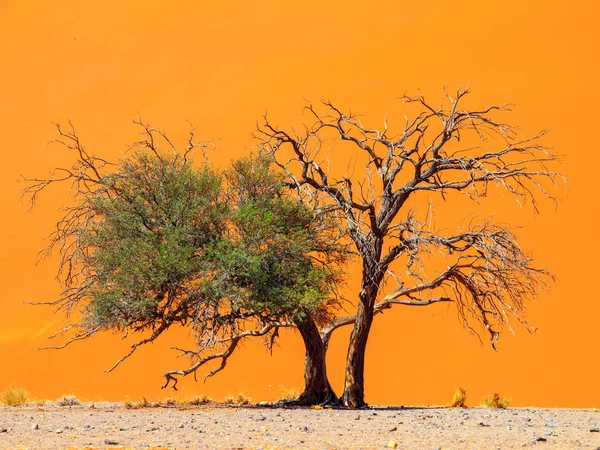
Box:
0;404;599;449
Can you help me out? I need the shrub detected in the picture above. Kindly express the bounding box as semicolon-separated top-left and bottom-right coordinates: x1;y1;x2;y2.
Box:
223;395;235;406
56;395;81;407
481;393;510;408
234;393;251;406
126;396;151;409
189;395;211;406
449;387;467;408
279;387;300;400
0;384;28;407
163;397;176;407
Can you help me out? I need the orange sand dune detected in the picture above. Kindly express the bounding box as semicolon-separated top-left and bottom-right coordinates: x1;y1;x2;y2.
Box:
0;1;598;407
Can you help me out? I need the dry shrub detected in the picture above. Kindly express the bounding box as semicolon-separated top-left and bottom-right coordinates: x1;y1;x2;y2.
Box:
223;395;235;406
162;397;176;407
0;383;28;407
189;395;211;406
56;395;81;407
279;386;300;400
481;393;510;408
234;393;251;406
449;387;467;408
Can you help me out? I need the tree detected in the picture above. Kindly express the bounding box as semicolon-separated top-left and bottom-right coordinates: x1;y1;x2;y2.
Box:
24;120;347;405
257;88;561;407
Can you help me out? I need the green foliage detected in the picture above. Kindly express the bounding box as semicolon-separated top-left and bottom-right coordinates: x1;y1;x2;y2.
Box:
32;129;348;384
80;152;227;330
0;383;28;406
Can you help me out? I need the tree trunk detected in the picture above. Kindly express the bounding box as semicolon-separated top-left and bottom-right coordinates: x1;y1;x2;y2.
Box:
294;315;337;405
340;284;377;407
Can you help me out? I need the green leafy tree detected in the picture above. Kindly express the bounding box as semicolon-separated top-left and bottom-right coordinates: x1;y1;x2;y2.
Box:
24;120;347;404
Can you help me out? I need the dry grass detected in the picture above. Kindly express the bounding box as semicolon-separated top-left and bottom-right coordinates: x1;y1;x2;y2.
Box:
56;395;81;407
449;387;467;408
279;386;300;400
188;395;212;406
223;393;251;406
162;397;176;407
481;393;510;408
124;396;151;409
0;383;28;407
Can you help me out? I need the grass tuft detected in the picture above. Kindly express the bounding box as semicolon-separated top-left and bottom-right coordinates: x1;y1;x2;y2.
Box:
234;392;251;406
189;395;211;406
56;394;81;407
481;393;510;408
0;383;28;407
448;387;467;408
279;386;300;400
125;396;151;409
162;397;176;407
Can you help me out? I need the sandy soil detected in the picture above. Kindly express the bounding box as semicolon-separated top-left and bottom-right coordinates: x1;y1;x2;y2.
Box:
0;404;599;449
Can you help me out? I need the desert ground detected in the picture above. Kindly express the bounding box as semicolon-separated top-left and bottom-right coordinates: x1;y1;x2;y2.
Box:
0;404;599;449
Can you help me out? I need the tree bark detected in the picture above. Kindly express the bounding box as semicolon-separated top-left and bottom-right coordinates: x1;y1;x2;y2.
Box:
340;283;377;407
294;315;337;405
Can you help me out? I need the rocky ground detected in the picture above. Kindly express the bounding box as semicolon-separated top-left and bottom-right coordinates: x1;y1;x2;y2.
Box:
0;404;599;449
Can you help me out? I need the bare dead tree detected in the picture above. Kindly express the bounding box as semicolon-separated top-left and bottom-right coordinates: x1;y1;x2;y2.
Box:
256;88;562;407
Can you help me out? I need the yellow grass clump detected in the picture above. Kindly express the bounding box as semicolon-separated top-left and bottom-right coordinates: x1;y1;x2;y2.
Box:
162;397;176;407
0;383;28;407
448;387;467;407
279;386;300;400
223;393;251;406
56;394;81;407
188;395;212;406
481;393;510;408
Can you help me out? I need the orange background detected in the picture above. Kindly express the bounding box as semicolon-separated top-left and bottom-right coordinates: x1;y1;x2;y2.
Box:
0;1;598;407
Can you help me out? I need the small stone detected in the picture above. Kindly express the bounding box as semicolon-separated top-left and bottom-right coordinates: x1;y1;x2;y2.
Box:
545;417;553;423
590;428;600;433
388;440;398;449
119;426;129;431
177;423;184;428
354;415;360;420
32;424;39;430
104;439;120;445
545;431;552;436
0;428;7;433
536;437;547;442
389;426;398;432
54;428;63;434
256;416;266;421
478;422;490;427
299;426;309;432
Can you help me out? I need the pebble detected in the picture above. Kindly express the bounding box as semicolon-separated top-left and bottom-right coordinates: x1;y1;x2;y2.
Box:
177;423;185;428
54;428;63;434
0;428;7;433
299;426;309;432
31;424;39;430
591;428;600;433
104;439;120;445
545;417;553;423
389;426;398;432
536;437;547;442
